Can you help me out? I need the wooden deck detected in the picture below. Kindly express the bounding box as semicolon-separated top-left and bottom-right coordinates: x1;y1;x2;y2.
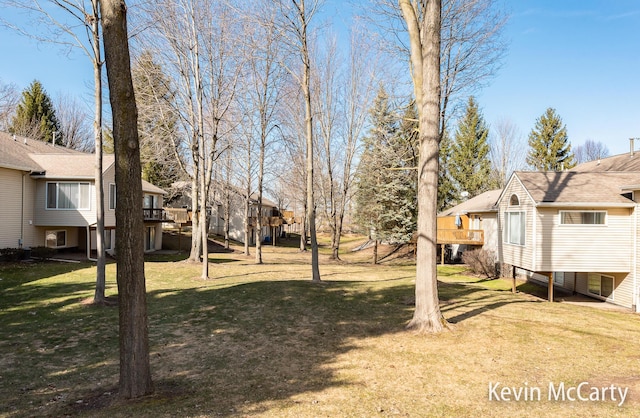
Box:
436;229;484;245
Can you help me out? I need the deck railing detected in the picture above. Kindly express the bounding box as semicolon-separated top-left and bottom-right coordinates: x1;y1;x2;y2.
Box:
248;216;284;227
436;229;484;245
143;208;167;221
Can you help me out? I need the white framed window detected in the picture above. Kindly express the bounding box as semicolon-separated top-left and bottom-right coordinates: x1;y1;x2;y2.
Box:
588;273;614;299
45;230;67;248
509;194;520;206
504;211;525;245
46;182;90;210
553;272;565;286
560;211;606;225
109;183;116;210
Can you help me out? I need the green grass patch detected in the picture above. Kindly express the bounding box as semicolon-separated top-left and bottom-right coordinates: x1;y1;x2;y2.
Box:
1;246;639;417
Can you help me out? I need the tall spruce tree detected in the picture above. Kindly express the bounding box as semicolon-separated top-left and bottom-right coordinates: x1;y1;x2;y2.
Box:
10;80;62;144
450;96;493;200
132;51;182;191
355;86;395;249
527;107;576;171
380;103;418;244
355;87;418;257
437;130;456;212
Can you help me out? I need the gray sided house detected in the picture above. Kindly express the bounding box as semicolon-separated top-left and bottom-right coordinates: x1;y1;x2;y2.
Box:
497;167;640;312
0;132;166;257
165;181;285;246
211;193;284;246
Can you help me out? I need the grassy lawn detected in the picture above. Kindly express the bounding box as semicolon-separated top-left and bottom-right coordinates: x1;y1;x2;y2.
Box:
1;239;639;417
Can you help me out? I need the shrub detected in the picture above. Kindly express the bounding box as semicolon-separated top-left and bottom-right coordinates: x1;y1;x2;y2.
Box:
0;248;25;262
31;246;57;261
462;248;498;279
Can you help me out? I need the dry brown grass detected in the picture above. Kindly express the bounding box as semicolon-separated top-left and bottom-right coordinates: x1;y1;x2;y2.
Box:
1;237;639;417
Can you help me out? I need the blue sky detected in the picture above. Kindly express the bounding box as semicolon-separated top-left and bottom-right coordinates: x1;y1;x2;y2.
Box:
1;1;639;156
476;0;640;156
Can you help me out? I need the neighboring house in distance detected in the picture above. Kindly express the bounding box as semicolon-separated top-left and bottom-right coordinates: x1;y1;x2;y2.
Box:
497;168;640;312
212;193;284;246
165;182;286;246
0;131;166;256
437;189;501;262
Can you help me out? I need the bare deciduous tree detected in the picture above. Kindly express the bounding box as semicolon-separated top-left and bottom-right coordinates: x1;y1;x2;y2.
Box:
365;0;507;136
315;24;380;260
55;93;92;151
139;0;242;278
242;3;287;264
489;117;525;187
574;139;610;164
0;79;19;131
100;0;153;398
274;0;323;282
400;0;447;333
0;0;109;304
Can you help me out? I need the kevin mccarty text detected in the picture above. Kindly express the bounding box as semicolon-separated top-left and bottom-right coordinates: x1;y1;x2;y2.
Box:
488;381;629;407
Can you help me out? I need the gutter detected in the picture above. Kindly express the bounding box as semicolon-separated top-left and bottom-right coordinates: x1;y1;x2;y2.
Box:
535;202;636;208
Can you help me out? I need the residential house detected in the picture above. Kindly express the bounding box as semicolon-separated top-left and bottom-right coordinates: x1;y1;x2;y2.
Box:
212;192;284;246
497;166;640;312
165;181;287;246
437;189;501;262
0;131;166;257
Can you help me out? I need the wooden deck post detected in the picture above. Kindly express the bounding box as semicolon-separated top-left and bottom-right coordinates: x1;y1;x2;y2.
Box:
440;244;445;265
548;272;554;302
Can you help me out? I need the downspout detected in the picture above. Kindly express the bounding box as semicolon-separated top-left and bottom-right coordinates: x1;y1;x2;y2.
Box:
20;172;26;248
634;204;638;312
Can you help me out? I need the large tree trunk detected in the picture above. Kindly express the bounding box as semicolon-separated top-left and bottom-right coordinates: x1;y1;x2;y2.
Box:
403;0;447;333
92;0;106;304
300;0;320;282
189;175;201;262
256;134;265;264
100;0;153;398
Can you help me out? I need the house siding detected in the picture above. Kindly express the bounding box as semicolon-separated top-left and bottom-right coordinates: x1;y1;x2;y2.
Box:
481;214;499;257
104;165;116;227
0;168;25;248
536;207;632;272
498;177;536;271
574;272;633;308
33;180;97;227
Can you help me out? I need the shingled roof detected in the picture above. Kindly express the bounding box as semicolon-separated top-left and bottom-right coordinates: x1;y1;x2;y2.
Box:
0;131;82;171
513;171;638;206
571;151;640;172
438;189;501;217
0;131;166;194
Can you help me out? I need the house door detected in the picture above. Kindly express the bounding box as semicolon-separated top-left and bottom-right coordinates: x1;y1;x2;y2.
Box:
145;226;156;251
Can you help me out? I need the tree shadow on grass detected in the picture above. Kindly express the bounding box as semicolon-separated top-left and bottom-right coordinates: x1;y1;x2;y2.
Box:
1;266;537;417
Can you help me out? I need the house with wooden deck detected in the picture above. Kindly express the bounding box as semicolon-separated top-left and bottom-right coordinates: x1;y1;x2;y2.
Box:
213;193;285;246
166;181;288;246
497;167;640;312
437;189;501;262
0;131;166;257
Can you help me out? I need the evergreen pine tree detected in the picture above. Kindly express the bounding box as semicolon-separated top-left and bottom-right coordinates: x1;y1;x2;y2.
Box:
379;103;418;244
355;88;419;246
437;130;456;212
132;51;182;190
354;86;395;243
450;96;493;200
526;107;576;171
10;80;62;144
